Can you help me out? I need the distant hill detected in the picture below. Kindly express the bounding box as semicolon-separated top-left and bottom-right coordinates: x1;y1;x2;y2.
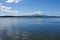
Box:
0;14;60;18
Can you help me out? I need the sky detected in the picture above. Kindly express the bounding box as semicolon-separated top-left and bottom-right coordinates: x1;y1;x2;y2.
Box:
0;0;60;16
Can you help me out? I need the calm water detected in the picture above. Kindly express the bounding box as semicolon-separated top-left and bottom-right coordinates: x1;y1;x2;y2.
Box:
0;17;60;40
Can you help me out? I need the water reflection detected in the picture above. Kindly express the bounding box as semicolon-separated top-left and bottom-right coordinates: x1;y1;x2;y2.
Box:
0;18;19;40
0;18;60;40
0;18;18;30
0;18;43;40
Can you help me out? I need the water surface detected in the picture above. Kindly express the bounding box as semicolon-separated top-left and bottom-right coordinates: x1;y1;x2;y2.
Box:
0;17;60;40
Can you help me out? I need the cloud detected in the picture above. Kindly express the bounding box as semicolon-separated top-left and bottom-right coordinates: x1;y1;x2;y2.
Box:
22;11;44;16
0;3;19;15
0;3;2;5
0;3;43;16
32;11;43;15
6;0;21;3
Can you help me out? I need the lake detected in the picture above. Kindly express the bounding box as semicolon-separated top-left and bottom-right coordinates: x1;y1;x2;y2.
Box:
0;17;60;40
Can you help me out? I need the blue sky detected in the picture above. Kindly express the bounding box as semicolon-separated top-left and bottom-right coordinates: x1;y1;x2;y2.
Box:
0;0;60;16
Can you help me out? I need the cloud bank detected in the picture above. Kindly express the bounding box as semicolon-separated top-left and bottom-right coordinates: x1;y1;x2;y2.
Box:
22;11;44;16
6;0;21;3
32;11;43;15
0;3;43;16
0;3;19;15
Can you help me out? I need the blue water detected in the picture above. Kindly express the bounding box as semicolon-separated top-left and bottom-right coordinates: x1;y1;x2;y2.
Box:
0;18;60;40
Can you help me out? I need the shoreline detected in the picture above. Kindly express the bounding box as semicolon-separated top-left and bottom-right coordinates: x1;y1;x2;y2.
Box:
0;16;60;18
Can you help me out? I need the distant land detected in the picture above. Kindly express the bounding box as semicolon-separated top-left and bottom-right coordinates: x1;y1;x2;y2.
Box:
0;14;60;18
0;15;60;18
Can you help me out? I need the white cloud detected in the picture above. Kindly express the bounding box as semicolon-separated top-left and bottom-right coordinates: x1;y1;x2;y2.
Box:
0;3;44;16
32;11;43;15
0;3;2;5
22;11;44;16
6;0;21;3
0;3;19;16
